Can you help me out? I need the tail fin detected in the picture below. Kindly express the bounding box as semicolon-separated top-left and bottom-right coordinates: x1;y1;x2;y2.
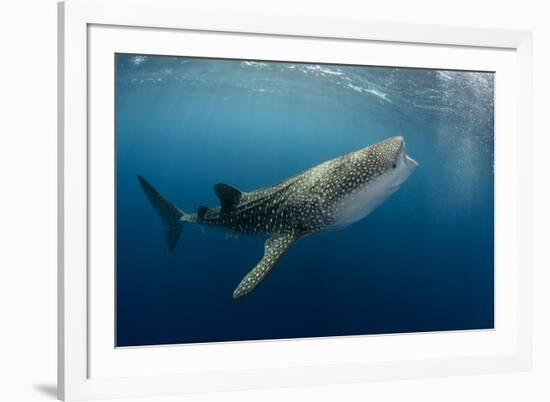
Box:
137;175;185;253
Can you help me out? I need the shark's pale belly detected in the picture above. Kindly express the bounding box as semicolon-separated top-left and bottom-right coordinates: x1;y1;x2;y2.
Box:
330;174;400;230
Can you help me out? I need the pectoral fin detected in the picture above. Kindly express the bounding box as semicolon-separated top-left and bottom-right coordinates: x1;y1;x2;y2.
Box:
233;233;299;299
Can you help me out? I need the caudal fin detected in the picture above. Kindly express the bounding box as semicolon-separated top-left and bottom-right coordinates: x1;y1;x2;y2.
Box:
137;175;186;253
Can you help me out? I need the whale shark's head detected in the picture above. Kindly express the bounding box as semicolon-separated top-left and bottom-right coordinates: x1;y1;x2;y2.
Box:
322;136;418;229
364;136;418;187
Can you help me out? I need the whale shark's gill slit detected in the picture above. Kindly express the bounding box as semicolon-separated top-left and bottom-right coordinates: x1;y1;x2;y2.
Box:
273;186;293;232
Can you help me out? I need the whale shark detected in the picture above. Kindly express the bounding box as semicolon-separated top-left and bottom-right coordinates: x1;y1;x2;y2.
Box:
138;136;418;299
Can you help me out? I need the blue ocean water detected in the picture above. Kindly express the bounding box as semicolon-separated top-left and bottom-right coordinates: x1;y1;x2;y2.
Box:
115;54;494;347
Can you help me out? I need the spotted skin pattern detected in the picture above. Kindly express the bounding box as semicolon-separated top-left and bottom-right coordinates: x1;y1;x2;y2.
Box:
232;233;298;298
193;137;407;233
138;136;417;299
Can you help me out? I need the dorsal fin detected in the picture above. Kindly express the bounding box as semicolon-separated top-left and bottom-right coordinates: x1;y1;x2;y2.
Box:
197;205;209;220
214;183;242;212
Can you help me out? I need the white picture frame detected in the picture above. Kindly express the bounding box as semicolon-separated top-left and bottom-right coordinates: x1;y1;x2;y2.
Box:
58;0;533;400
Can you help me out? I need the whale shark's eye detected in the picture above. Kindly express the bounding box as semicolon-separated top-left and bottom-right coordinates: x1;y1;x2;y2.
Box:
392;163;397;169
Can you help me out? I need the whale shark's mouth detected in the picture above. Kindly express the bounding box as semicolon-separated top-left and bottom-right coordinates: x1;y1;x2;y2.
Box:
406;154;418;167
399;140;418;169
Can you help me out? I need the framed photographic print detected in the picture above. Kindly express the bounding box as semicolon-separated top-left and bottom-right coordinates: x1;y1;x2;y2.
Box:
58;0;533;400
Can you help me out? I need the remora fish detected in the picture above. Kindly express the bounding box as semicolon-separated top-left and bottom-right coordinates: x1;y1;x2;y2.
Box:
138;136;418;299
